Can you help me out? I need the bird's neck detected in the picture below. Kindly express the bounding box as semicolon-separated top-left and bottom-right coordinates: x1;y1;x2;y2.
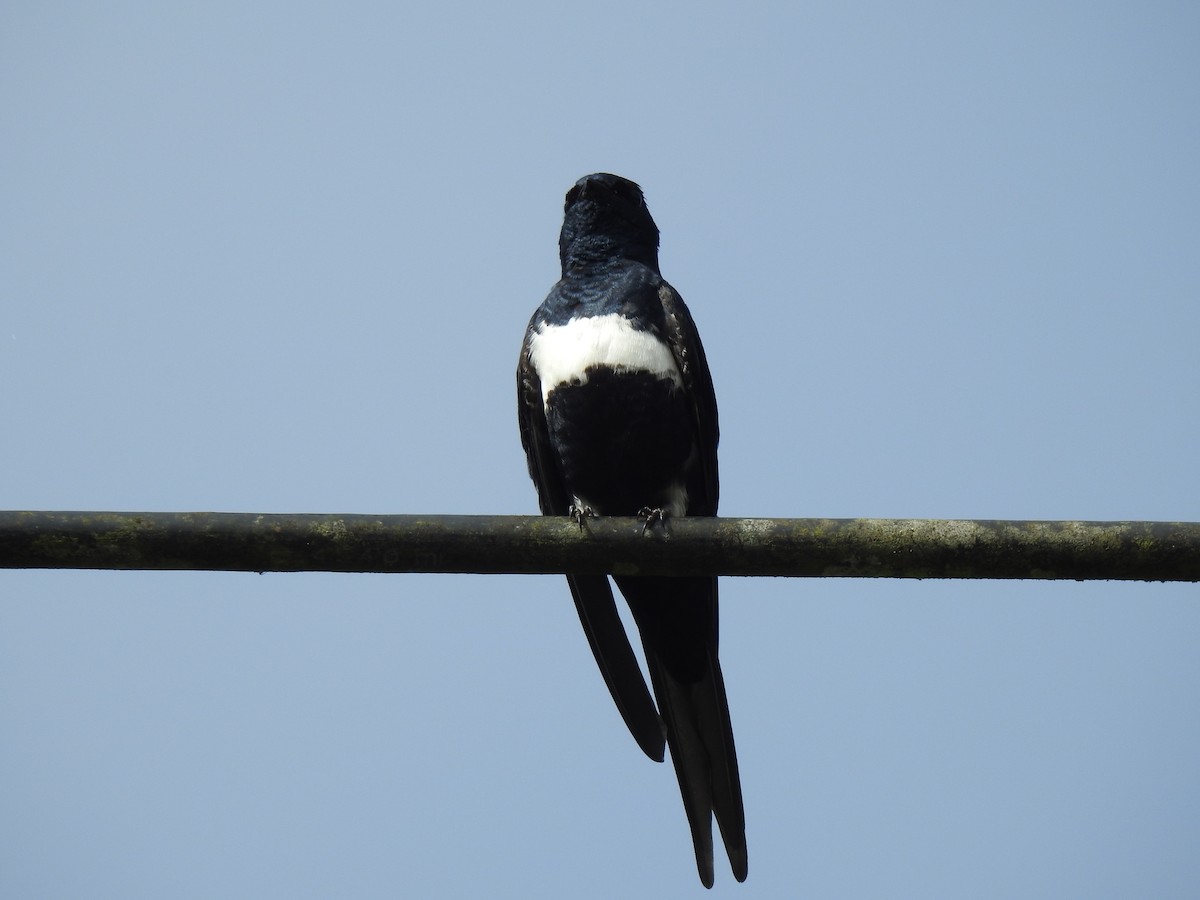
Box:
561;234;660;274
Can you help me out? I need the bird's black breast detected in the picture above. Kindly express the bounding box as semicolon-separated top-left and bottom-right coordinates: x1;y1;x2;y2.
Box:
545;366;694;516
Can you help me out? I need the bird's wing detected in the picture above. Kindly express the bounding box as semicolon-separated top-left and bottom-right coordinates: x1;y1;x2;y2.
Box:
517;332;666;761
658;282;719;515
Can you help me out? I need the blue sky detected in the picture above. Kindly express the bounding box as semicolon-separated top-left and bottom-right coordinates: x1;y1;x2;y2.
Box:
2;2;1198;898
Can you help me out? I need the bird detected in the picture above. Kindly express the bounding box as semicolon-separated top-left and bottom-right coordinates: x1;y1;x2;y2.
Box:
516;173;747;887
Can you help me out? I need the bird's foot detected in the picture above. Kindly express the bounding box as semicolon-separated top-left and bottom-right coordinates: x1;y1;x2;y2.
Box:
569;503;597;532
636;506;670;534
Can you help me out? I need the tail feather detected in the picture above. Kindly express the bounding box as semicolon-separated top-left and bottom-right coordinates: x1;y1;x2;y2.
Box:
615;573;747;886
566;574;666;761
702;656;748;880
642;641;748;887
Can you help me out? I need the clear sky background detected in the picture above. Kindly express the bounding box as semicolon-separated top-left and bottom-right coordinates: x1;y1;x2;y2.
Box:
2;3;1198;898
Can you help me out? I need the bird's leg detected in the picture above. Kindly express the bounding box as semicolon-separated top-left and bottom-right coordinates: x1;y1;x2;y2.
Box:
636;506;670;534
569;503;597;532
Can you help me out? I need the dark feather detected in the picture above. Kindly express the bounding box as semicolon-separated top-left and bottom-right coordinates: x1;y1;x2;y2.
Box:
518;173;747;885
517;343;666;761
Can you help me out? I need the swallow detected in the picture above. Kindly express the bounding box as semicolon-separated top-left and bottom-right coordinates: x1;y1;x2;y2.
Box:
517;173;747;887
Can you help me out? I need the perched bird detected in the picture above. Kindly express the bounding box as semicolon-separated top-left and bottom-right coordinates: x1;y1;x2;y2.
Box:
516;173;747;887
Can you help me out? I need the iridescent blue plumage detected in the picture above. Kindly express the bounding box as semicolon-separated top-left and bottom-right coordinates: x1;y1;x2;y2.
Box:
517;174;747;887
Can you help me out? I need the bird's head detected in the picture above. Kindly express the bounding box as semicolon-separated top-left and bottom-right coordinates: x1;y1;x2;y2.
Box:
558;173;661;273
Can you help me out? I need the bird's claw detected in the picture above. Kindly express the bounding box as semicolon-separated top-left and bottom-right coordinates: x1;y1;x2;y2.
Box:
569;504;596;531
637;506;669;534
